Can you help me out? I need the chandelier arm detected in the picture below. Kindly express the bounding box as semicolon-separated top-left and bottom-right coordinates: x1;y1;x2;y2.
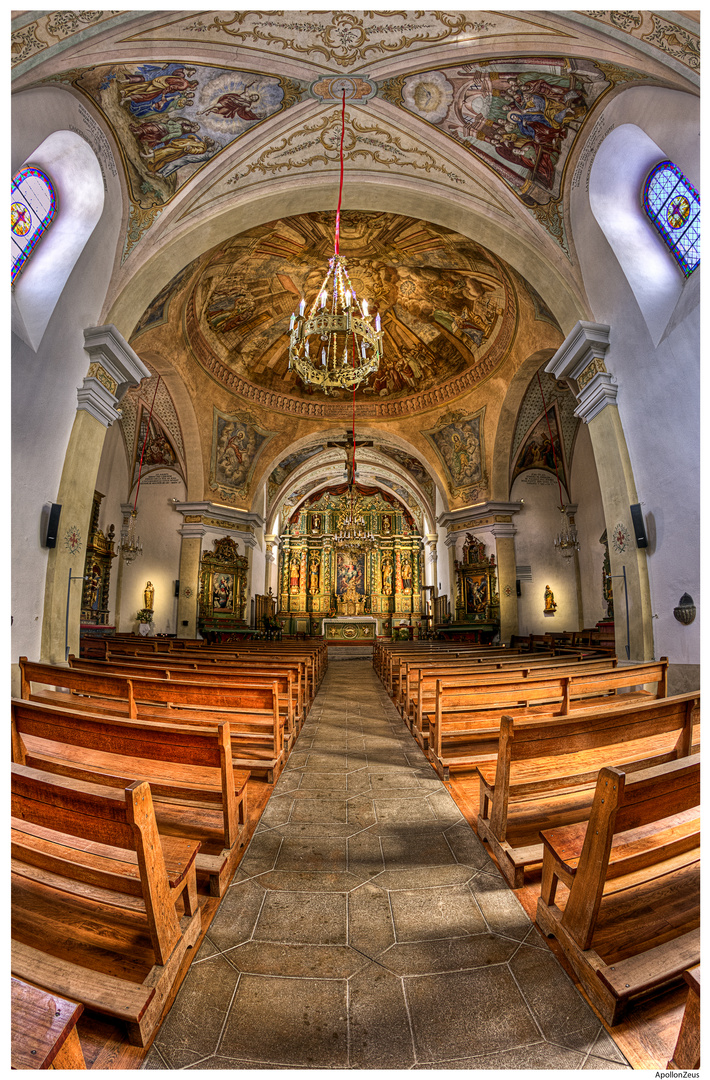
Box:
133;373;161;512
536;368;565;511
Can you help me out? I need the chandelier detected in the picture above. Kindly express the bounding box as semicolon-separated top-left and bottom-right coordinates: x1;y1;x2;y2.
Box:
120;509;143;563
287;92;383;395
554;506;579;558
333;488;377;552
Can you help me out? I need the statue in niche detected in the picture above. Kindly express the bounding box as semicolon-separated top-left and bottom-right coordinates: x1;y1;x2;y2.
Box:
289;556;300;592
143;581;154;610
544;584;557;612
402;557;413;594
309;558;320;594
382;515;392;535
382;556;393;595
311;513;322;534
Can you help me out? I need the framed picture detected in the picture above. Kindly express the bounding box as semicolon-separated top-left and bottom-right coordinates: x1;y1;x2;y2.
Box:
465;572;488;614
210;571;235;614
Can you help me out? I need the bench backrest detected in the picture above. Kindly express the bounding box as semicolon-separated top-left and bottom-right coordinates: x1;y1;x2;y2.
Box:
555;753;700;948
11;761;182;964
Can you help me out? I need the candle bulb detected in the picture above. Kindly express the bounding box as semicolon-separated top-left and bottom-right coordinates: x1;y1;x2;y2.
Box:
362;299;369;317
375;313;381;332
345;290;351;308
299;298;305;317
321;347;326;366
289;312;295;331
321;291;327;309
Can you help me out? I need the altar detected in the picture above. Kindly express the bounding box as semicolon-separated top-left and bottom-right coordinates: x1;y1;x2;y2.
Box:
323;616;377;642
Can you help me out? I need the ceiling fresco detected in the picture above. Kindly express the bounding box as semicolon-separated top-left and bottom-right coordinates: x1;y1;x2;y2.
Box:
180;210;517;408
384;56;648;252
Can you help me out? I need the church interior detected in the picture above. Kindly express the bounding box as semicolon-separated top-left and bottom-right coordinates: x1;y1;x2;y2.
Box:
11;8;700;1073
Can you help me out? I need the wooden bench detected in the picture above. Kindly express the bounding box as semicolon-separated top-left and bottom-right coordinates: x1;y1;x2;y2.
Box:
11;763;202;1046
667;967;700;1070
428;659;669;780
11;977;86;1069
475;692;699;887
383;644;527;700
535;754;700;1025
403;654;618;744
12;696;250;897
69;654;302;746
20;658;283;782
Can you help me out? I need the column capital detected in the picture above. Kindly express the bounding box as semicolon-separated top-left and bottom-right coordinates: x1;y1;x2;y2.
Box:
545;321;617;423
80;325;151;427
490;522;517;540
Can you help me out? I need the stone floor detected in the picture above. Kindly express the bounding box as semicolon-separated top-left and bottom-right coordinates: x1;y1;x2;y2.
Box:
144;658;630;1070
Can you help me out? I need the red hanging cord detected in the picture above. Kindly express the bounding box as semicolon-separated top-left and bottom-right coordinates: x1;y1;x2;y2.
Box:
536;368;565;511
133;374;161;512
334;89;346;256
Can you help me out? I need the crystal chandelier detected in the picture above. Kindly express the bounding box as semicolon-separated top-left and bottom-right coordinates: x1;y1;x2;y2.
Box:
554;506;579;558
333;488;377;552
287;92;383;395
120;509;143;563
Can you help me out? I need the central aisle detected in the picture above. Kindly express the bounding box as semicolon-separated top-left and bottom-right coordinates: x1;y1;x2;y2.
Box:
148;658;629;1070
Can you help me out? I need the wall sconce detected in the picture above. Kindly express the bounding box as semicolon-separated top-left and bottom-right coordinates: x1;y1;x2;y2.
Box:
673;593;696;624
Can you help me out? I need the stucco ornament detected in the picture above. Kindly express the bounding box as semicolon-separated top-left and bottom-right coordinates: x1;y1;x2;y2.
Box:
611;522;631;554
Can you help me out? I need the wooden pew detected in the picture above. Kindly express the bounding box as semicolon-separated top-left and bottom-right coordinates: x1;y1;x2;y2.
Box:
19;658;283;781
402;653;617;743
428;659;669;780
667;967;700;1070
11;977;86;1069
12;696;249;897
383;644;528;700
475;692;699;887
11;763;202;1047
535;754;700;1025
69;654;302;747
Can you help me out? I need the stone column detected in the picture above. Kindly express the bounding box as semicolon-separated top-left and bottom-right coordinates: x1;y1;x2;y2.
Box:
546;322;653;660
176;521;205;639
40;326;149;663
423;534;438;591
490;522;518;643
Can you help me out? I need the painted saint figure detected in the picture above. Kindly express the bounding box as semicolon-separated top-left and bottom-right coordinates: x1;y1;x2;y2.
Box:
544;584;557;612
309;559;320;594
402;557;413;593
290;556;300;592
382;556;393;596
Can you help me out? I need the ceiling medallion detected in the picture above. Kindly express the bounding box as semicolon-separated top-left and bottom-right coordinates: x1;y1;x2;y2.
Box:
287;92;383;395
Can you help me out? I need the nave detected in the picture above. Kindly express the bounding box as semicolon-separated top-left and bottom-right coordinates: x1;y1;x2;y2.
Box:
146;653;628;1071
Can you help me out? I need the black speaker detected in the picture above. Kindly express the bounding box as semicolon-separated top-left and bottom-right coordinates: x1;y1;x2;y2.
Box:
174;579;180;597
40;502;62;548
630;503;648;548
516;579;521;597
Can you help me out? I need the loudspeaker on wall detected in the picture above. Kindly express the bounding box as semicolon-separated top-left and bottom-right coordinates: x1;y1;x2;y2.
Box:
40;502;62;548
174;580;180;597
630;503;648;548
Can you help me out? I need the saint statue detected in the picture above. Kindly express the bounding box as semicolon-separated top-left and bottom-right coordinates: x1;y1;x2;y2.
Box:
402;558;413;593
544;584;557;612
143;581;154;610
290;556;300;592
382;556;393;596
309;559;320;594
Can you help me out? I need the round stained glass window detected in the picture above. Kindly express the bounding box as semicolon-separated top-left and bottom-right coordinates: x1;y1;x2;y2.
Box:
11;202;31;236
667;195;690;230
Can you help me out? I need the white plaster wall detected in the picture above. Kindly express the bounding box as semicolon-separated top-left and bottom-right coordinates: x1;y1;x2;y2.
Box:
570;424;608;629
511;473;579;635
11;87;123;663
570;84;700;664
434;485;451;601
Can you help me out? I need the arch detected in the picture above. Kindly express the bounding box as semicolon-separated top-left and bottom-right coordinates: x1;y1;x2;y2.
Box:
12;129;105;351
589;123;690;346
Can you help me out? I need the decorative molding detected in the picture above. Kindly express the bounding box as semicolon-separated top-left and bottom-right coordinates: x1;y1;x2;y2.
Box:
577;356;607;391
86;362;118;396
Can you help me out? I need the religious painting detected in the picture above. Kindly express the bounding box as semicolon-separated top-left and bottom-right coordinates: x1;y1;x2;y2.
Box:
66;63;305;213
511;408;568;491
133;265;192;337
337;552;365;596
210;408;276;501
210;571;235;614
377;446;435;504
465;573;488;614
268;444;325;503
181;213;516;407
393;58;622;248
423;408;487;498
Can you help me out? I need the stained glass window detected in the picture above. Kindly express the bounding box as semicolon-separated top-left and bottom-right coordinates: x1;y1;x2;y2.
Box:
643;160;700;277
11;166;57;283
